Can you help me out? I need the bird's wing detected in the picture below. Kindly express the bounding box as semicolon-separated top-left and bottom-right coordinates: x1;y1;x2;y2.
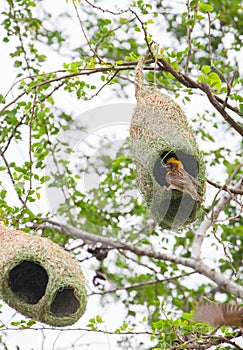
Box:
180;171;196;191
166;170;191;189
221;304;243;327
194;302;243;327
188;173;203;189
194;302;225;326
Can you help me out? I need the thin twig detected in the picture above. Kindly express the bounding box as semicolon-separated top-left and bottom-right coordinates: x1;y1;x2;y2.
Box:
72;0;102;63
1;114;26;155
207;12;228;85
207;12;238;112
10;3;32;75
222;70;237;110
191;178;242;260
94;18;136;53
185;0;199;75
0;153;32;212
0;64;156;114
129;7;154;57
0;326;152;335
211;164;242;222
15;88;38;226
212;224;237;277
84;0;130;15
207;178;243;195
86;71;119;100
210;165;242;277
89;271;196;296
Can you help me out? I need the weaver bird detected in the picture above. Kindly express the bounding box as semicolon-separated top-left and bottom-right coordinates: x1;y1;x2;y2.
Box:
163;157;204;202
194;302;243;328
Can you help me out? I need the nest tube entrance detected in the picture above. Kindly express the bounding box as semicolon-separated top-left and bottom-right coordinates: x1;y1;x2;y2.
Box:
8;260;49;304
50;287;80;317
0;224;87;326
132;142;205;228
153;150;204;228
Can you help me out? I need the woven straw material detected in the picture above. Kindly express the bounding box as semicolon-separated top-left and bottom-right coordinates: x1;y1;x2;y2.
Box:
0;224;87;326
130;55;206;228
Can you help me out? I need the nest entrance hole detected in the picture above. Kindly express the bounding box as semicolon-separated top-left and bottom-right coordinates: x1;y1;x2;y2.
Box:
50;287;80;317
153;150;199;187
8;260;48;304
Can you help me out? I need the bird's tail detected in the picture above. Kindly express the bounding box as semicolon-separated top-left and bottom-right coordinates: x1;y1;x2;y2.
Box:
191;191;204;202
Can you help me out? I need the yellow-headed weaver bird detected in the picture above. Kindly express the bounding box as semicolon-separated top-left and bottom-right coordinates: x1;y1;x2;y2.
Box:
194;302;243;328
163;157;204;202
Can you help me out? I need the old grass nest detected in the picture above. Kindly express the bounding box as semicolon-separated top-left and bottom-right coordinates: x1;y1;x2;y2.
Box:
130;55;206;228
0;224;87;326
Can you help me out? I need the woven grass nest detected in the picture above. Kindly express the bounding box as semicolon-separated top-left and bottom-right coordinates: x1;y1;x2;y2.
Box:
0;224;87;326
130;55;206;228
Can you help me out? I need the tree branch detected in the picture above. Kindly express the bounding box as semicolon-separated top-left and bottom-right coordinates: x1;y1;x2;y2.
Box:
157;57;243;136
207;178;243;195
0;62;156;114
35;218;243;299
199;82;243;137
1;54;242;137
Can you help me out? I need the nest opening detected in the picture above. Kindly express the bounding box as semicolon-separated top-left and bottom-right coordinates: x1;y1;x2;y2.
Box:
50;287;80;317
8;260;48;304
153;150;199;187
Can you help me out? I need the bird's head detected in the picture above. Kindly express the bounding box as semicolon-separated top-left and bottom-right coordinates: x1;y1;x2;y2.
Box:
164;157;183;171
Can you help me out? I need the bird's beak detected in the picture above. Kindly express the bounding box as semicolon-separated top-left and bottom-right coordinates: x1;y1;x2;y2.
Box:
161;163;167;168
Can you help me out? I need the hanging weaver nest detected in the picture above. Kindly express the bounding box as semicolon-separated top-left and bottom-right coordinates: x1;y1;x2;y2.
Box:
0;224;87;326
130;54;206;228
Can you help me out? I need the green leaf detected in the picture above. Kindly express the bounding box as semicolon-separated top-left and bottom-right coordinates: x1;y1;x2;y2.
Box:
40;176;50;184
182;313;192;320
201;65;211;74
208;72;222;89
96;315;103;323
26;319;36;327
195;14;205;20
199;3;214;13
120;18;128;24
134;26;141;32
